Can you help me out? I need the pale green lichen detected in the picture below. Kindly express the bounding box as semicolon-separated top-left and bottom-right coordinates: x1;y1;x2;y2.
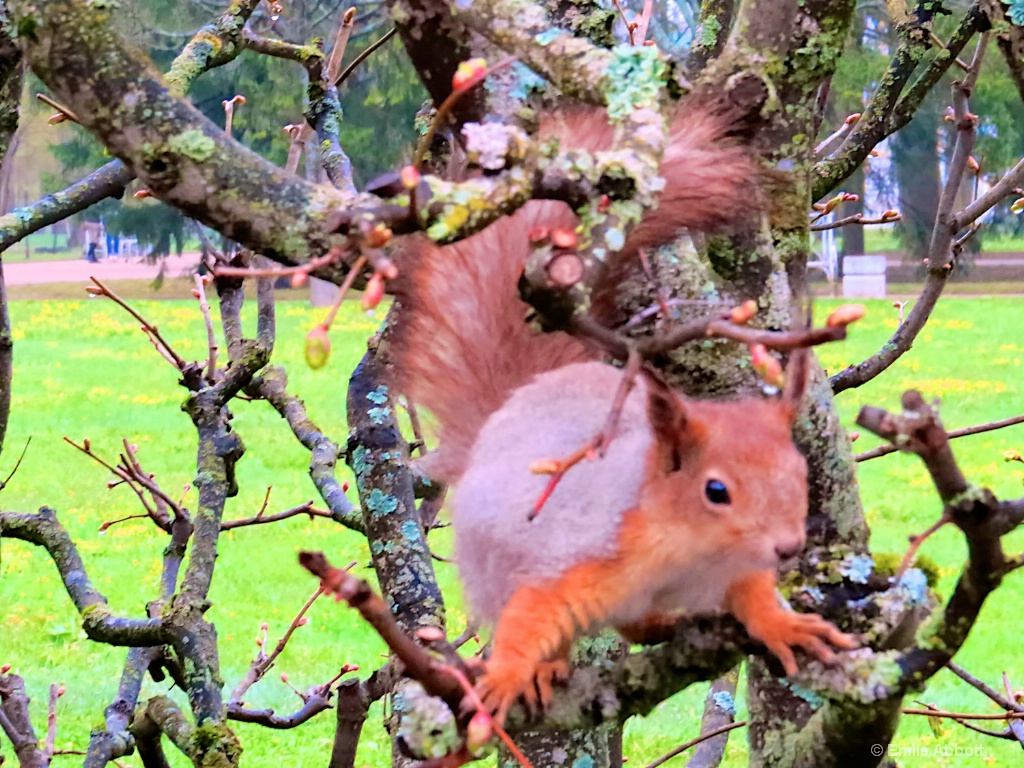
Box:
603;44;667;120
167;129;216;162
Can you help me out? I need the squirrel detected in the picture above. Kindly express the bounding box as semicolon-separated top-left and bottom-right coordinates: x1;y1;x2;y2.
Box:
391;96;858;722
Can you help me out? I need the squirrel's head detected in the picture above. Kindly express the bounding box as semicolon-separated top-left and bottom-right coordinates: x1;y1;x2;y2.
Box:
641;351;811;573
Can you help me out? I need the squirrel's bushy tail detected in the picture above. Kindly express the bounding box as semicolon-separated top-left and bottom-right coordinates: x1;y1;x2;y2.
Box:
392;96;760;481
391;201;592;483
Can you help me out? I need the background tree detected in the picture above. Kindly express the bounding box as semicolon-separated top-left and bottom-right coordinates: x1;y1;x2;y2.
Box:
1;1;1024;768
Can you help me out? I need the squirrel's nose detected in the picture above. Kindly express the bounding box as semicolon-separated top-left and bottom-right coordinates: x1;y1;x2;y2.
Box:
774;538;805;561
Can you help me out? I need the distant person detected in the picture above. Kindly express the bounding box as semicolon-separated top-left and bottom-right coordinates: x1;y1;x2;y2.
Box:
104;224;120;257
81;221;102;263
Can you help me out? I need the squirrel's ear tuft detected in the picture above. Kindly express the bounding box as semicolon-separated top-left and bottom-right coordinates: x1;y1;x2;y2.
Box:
644;371;701;473
779;348;810;424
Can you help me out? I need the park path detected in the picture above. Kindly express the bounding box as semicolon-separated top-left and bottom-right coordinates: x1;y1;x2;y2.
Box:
2;253;200;285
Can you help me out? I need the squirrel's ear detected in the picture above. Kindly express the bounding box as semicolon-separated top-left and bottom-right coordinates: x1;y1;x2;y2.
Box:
644;371;702;473
779;348;810;424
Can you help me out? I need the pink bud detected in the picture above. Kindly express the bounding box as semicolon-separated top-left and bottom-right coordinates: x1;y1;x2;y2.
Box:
291;271;309;288
399;165;421;190
849;431;860;443
750;344;784;388
1;664;11;674
260;622;269;631
297;617;309;627
361;273;385;312
550;228;577;250
280;673;289;683
452;58;487;91
466;710;493;753
364;224;392;249
729;300;757;325
57;685;66;696
529;459;561;475
85;286;103;295
826;304;866;328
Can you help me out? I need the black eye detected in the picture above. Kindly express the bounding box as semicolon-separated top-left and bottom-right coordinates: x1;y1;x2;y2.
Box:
705;479;731;505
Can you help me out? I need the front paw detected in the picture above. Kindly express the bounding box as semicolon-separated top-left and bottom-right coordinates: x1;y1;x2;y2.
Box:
753;612;858;676
476;658;570;724
476;661;534;725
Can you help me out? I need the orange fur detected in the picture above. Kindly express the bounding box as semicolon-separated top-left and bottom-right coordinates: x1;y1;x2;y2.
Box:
472;391;856;723
388;99;854;722
391;96;761;482
391;202;592;483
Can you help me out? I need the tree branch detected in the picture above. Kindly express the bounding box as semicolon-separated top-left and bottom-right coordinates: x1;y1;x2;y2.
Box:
813;3;984;199
0;508;166;646
9;0;351;273
831;42;986;394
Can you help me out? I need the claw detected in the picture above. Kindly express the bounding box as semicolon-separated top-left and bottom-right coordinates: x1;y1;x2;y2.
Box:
758;612;858;675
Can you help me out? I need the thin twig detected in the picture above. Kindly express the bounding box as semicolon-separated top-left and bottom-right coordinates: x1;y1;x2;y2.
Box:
0;436;31;491
642;721;749;768
529;348;640;519
35;92;79;124
636;0;654;44
229;586;325;704
896;514;951;578
193;275;218;384
901;708;1024;721
810;212;901;231
213;247;345;278
944;663;1021;711
88;278;187;370
912;700;1013;739
220;501;340;530
325;7;357;83
855;414;1024;462
413;56;518;169
335;27;397;87
319;254;367;331
44;682;60;760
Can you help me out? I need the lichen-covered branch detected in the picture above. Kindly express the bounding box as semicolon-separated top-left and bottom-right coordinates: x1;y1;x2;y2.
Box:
812;2;984;200
131;696;240;768
0;508;166;646
0;15;21;165
0;0;267;255
164;0;262;96
329;679;371;768
981;0;1024;102
345;328;446;634
687;0;735;71
83;647;160;768
830;49;985;394
9;0;351;273
0;161;134;252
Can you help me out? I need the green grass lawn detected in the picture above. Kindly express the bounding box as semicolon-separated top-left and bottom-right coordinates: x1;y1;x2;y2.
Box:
0;296;1022;767
860;227;1024;254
